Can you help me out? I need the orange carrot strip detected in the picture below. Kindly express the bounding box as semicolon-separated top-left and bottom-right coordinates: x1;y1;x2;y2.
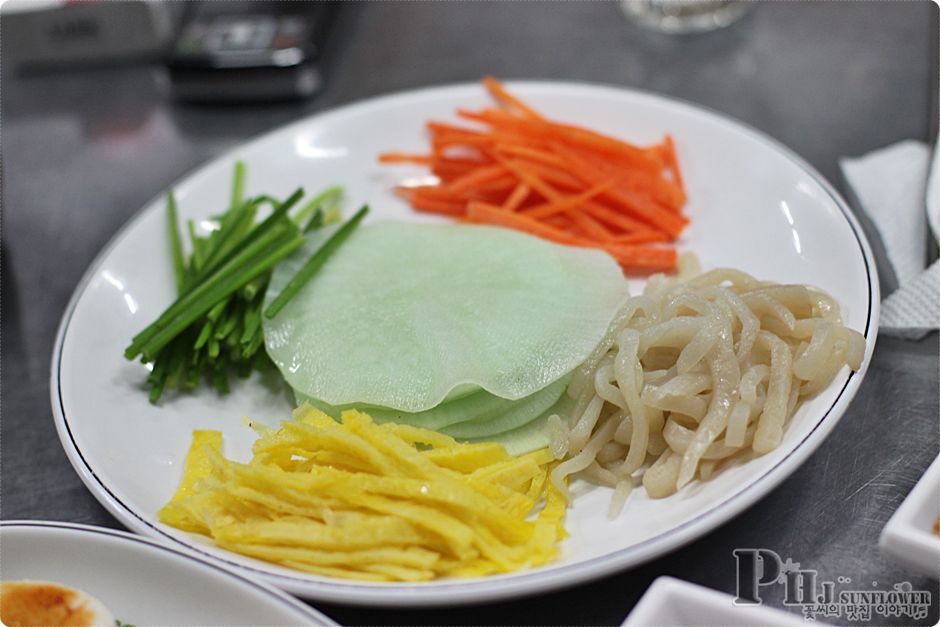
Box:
544;215;576;231
396;185;452;200
569;209;614;241
468;202;675;272
406;179;515;205
432;166;473;182
427;121;489;138
664;134;686;197
605;245;677;273
494;144;566;168
466;175;518;197
647;180;686;213
435;154;493;168
514;161;585;191
493;156;563;200
432;156;492;169
552;142;686;237
428;125;495;153
551;124;664;171
563;143;685;212
459;107;546;131
432;135;494;149
522;181;615;220
494;155;592;199
489;130;551;150
456;109;563;145
456;107;519;126
444;164;509;195
611;230;670;245
378;152;433;165
603;187;687;237
493;160;581;193
580;201;649;234
467;202;589;246
496;156;645;233
458;108;664;171
408;195;467;216
502;183;531;211
483;76;544;119
431;156;488;179
405;187;457;202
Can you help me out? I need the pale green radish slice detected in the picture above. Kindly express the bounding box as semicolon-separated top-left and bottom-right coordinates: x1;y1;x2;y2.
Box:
468;395;576;455
441;374;571;439
264;222;629;412
294;373;570;435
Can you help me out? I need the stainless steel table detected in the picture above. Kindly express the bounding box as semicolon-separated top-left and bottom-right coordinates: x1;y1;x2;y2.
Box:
2;2;937;625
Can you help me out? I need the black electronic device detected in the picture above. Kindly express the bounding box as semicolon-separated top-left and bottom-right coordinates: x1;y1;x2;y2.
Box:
166;1;336;102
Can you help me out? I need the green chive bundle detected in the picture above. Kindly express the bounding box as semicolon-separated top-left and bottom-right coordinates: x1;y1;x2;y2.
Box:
124;162;366;403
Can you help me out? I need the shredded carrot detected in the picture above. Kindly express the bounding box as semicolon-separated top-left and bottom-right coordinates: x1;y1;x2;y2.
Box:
427;121;488;138
550;141;686;237
504;158;585;192
612;230;670;245
445;164;508;194
380;77;690;273
502;183;531;211
494;144;565;168
580;201;649;234
522;182;614;220
560;143;685;212
468;202;676;273
604;245;677;274
409;195;467;216
430;157;486;181
493;157;566;202
569;209;614;242
467;202;591;247
378;152;433;165
664;134;685;195
483;76;544;119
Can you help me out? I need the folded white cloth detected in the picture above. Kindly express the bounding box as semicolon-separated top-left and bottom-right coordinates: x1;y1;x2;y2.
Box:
880;261;940;339
840;140;938;340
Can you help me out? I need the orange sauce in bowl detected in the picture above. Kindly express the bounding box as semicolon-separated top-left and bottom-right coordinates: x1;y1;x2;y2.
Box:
0;581;107;626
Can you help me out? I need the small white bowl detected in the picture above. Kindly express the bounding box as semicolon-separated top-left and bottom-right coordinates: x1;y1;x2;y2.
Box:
879;454;940;579
623;576;808;626
1;520;336;625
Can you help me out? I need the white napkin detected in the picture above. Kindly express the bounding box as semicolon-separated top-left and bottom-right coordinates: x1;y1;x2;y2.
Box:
840;140;939;340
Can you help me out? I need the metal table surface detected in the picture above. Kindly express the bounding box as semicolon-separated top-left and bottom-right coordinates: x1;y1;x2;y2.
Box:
2;2;938;625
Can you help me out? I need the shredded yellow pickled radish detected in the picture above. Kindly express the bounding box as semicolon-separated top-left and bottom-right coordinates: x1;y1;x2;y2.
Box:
159;404;567;581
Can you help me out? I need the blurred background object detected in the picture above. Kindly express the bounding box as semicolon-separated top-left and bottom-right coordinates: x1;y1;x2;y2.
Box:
1;0;181;70
621;0;751;34
1;0;336;102
166;0;336;102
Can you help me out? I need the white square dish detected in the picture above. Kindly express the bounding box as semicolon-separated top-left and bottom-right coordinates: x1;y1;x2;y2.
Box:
623;576;809;626
879;453;940;579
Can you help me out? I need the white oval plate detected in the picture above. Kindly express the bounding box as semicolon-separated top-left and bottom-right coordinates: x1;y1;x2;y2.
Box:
51;82;879;606
0;520;335;624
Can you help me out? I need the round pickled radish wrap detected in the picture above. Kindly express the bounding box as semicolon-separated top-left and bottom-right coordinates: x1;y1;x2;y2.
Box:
264;222;630;412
